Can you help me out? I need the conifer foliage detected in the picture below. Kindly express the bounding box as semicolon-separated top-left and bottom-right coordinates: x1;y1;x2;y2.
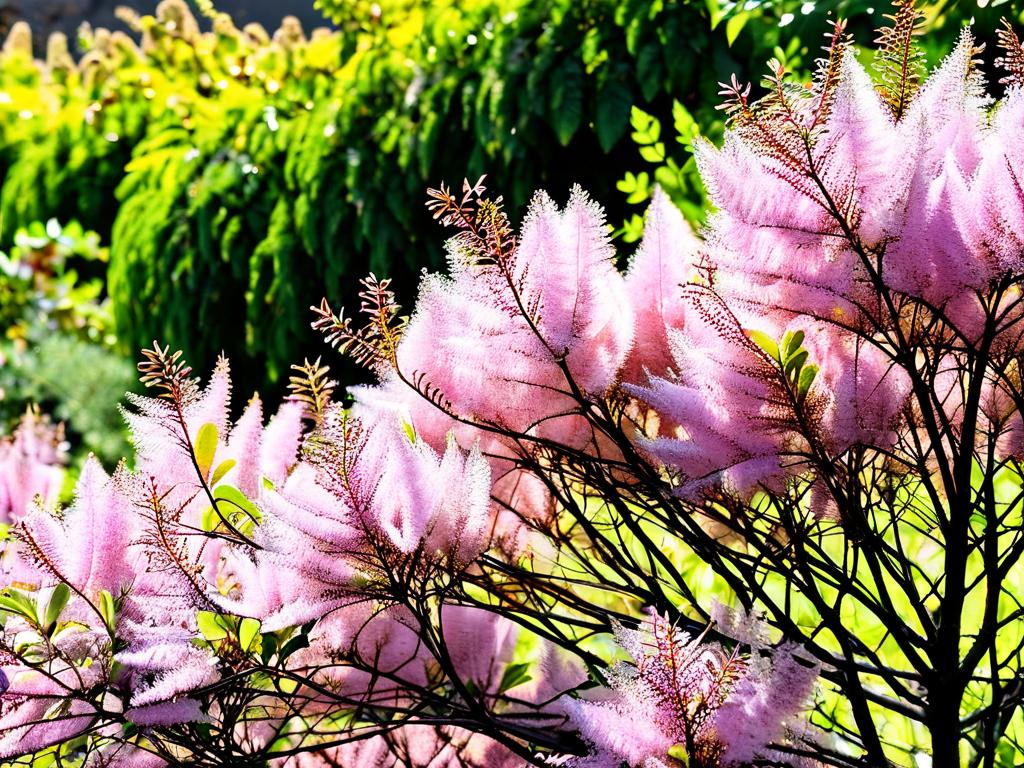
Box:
5;5;1024;767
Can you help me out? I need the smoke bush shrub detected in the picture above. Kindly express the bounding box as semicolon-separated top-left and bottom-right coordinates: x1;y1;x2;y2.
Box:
6;5;1024;767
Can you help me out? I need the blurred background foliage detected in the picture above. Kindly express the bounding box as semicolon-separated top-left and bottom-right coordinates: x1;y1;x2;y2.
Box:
0;0;1020;457
0;218;135;468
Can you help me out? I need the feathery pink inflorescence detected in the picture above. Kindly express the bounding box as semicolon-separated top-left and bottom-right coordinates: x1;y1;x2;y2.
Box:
0;411;65;524
0;357;317;755
621;188;700;386
625;305;790;497
697;32;1023;342
0;662;101;758
565;611;821;768
626;33;1024;492
228;403;494;630
15;457;138;601
397;186;633;446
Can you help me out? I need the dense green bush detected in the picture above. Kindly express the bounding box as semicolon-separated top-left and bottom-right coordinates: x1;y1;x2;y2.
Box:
0;24;146;246
0;0;1013;394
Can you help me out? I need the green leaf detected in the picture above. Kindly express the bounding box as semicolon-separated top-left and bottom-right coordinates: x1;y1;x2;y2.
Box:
639;142;666;163
210;458;236;486
595;73;632;152
260;633;279;665
617;213;646;244
197;610;230;642
214;485;262;527
636;43;662;102
0;589;38;622
624;171;650;204
200;505;218;533
279;630;311;660
498;661;532;693
785;349;809;377
630;107;660;145
668;744;690;765
995;740;1020;768
726;12;748;46
43;584;70;629
99;589;117;633
629;105;654;136
194;423;219;481
782;330;805;361
780;331;794;357
580;27;608;73
672;100;700;146
239;617;261;652
798;364;819;397
27;748;57;768
747;329;779;361
549;58;584;146
705;0;725;28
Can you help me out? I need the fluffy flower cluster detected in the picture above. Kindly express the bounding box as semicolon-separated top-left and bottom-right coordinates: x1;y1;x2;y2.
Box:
0;356;585;766
15;15;1024;767
220;404;494;629
372;167;916;508
703;33;1024;326
567;612;820;768
0;165;874;763
619;34;1024;501
5;8;1024;765
0;410;65;523
0;365;308;762
9;121;983;761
